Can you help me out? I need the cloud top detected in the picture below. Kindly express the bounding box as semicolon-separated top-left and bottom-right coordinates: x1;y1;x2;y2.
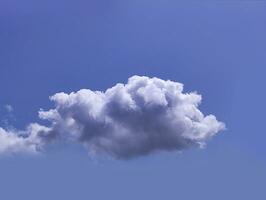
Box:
0;76;225;159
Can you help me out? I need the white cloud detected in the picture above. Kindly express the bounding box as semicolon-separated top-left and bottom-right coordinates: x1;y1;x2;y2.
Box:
0;124;49;155
0;76;225;159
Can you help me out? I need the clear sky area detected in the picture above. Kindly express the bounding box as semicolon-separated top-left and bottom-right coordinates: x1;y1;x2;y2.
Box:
0;1;266;199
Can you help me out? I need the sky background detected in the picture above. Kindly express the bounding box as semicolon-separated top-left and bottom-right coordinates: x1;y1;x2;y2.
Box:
0;0;266;199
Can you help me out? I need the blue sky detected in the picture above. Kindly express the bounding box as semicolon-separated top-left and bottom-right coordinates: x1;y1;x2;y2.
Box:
0;0;266;199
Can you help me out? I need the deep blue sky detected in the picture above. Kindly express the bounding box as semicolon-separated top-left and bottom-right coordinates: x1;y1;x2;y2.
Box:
0;0;266;199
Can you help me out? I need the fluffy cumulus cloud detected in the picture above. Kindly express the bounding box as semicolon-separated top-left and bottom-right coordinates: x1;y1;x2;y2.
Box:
0;76;225;159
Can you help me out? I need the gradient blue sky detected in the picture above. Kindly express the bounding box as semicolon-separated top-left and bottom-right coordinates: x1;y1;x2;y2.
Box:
0;0;266;199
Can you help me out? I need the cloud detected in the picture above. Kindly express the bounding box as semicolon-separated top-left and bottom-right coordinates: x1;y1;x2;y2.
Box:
0;76;225;159
1;105;15;128
0;124;50;155
4;105;13;113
